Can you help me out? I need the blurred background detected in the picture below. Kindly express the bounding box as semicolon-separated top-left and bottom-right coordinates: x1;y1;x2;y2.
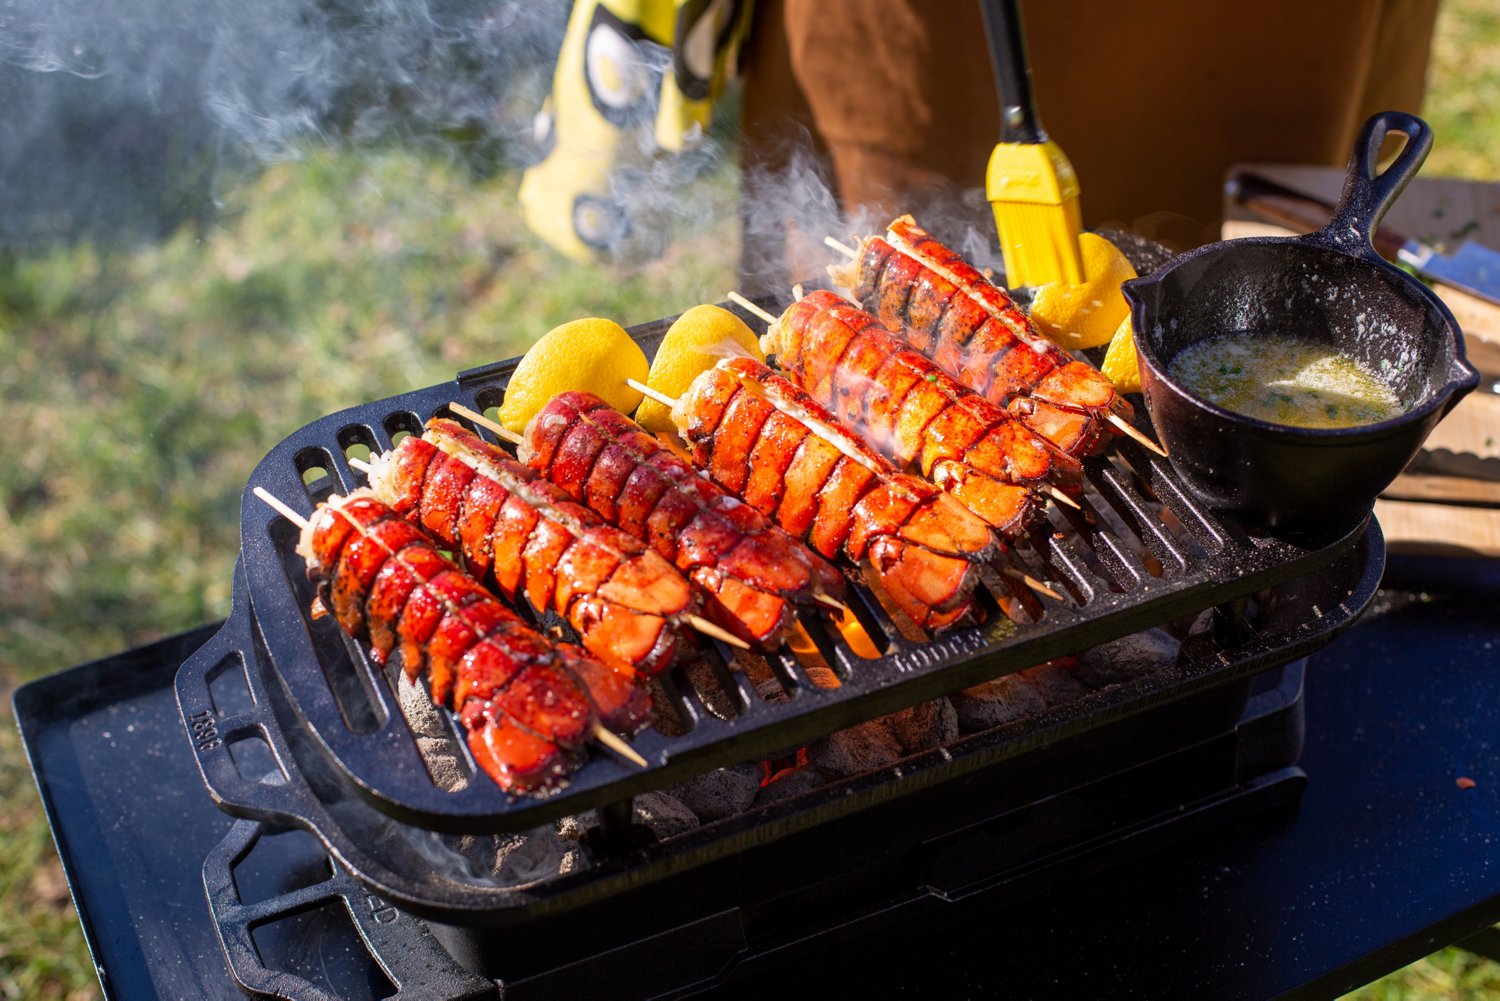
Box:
0;1;1496;997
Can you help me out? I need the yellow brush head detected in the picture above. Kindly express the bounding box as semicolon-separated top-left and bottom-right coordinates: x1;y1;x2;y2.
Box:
986;139;1085;287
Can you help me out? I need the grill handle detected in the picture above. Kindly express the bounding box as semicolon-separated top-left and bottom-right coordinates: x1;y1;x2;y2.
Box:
175;563;320;829
203;817;496;1001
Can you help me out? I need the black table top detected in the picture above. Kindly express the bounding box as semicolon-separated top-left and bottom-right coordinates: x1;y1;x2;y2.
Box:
17;552;1500;1000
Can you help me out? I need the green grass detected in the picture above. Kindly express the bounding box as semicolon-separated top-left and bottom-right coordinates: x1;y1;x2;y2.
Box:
0;145;739;1000
2;2;1499;998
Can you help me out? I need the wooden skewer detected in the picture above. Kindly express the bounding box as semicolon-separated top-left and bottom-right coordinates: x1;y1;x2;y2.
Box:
592;726;648;768
1044;485;1082;511
448;401;526;447
726;290;777;326
823;235;859;259
1002;567;1063;602
792;283;806;301
253;488;648;770
626;377;677;410
686;615;751;650
1107;413;1168;457
349;456;371;473
813;591;850;614
254;486;309;529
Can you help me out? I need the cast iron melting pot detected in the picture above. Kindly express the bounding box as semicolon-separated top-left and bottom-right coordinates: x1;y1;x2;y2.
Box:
1123;111;1479;540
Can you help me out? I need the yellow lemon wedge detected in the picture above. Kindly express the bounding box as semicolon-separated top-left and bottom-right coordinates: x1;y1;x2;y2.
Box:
1027;232;1138;350
1100;314;1142;394
635;304;765;434
498;317;648;432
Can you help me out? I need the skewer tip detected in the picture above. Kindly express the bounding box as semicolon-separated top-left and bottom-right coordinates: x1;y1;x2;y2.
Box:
686;614;752;650
726;291;778;326
1107;413;1168;458
1044;485;1082;511
812;591;850;614
1003;568;1063;602
822;235;859;259
449;401;525;446
252;486;311;529
626;377;681;410
591;723;648;768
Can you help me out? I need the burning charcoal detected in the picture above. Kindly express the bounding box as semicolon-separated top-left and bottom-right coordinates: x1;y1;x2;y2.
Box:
666;763;763;823
753;764;827;805
631;791;701;840
1073;628;1181;689
952;672;1047;733
883;698;959;754
1024;658;1088;708
807;718;905;778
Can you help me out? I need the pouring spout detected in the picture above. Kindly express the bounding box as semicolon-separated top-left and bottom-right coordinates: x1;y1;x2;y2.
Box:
1120;274;1168;329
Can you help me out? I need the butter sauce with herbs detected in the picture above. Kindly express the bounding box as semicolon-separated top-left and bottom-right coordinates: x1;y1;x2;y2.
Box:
1168;333;1402;429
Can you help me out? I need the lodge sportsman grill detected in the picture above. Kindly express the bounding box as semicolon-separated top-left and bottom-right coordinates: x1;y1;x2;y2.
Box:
177;530;1380;997
171;299;1384;929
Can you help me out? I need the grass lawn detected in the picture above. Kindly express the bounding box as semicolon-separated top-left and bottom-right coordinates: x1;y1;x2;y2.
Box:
1;2;1498;998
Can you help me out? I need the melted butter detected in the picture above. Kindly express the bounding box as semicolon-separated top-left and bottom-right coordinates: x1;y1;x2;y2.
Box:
1169;333;1403;429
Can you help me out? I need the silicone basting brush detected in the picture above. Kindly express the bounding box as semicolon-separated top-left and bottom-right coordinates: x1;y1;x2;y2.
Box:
980;0;1085;288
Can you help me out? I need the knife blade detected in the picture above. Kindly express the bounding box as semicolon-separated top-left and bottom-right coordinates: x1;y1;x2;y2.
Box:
1226;169;1500;307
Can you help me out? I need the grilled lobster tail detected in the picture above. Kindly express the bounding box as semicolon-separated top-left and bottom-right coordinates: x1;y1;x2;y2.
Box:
827;215;1133;458
673;358;998;631
519;392;845;650
298;490;649;793
367;417;698;677
765;289;1083;535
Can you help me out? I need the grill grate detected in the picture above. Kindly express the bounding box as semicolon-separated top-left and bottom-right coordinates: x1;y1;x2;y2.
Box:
179;309;1370;836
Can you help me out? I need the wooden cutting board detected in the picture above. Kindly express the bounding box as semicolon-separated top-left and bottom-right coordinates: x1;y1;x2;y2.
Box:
1222;167;1500;557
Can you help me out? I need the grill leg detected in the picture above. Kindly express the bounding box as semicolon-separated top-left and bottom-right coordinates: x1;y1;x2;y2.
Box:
582;797;654;861
1212;595;1255;647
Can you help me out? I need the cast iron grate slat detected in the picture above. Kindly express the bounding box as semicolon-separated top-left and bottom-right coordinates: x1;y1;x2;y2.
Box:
186;308;1369;835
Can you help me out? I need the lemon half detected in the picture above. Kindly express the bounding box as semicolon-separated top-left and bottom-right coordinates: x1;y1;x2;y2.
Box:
1027;233;1138;350
1100;315;1143;394
635;304;765;434
498;317;648;432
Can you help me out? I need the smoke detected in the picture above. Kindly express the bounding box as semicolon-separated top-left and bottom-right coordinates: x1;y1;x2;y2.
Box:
0;0;1013;278
0;0;568;244
737;134;1008;294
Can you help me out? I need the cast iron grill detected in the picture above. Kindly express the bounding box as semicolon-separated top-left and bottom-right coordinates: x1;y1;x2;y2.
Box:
177;305;1370;841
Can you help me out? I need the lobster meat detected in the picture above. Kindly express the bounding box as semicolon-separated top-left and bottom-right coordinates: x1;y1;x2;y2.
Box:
827;215;1133;457
518;392;846;649
367;417;698;676
668;357;999;631
762;289;1084;537
296;489;650;794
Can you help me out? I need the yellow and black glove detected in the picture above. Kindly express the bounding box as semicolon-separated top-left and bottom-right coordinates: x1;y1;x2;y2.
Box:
519;0;751;262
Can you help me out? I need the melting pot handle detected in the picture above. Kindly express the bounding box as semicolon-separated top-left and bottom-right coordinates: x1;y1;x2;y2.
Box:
1318;110;1432;258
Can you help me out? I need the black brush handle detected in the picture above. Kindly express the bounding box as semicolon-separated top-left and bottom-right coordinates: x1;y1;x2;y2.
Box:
981;0;1045;144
